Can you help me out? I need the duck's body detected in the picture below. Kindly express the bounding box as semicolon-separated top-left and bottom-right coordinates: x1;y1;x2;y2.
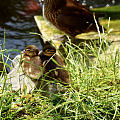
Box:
22;45;44;80
40;42;69;84
43;0;103;37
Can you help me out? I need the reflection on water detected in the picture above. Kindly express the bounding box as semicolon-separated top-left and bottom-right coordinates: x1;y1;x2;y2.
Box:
0;0;42;60
81;0;120;8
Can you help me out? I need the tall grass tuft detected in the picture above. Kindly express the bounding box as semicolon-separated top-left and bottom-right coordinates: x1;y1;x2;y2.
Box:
0;32;22;120
0;29;120;119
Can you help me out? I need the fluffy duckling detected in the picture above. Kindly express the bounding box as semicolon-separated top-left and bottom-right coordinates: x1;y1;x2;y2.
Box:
39;42;70;85
22;45;44;80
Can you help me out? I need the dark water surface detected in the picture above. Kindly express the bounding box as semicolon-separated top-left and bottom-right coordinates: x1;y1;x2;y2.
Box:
80;0;120;7
0;0;42;60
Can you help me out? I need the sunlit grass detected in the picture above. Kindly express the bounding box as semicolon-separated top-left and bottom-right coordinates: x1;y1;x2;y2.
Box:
21;37;120;120
92;5;120;12
100;19;120;34
91;5;120;19
0;23;120;119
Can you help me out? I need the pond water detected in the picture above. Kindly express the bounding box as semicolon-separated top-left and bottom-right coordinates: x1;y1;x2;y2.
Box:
80;0;120;7
0;0;43;60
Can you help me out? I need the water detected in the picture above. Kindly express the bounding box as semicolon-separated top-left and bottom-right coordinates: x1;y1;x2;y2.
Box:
80;0;120;7
0;0;43;60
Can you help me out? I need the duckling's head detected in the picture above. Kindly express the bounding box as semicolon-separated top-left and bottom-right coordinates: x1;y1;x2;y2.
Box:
42;42;56;57
24;45;39;57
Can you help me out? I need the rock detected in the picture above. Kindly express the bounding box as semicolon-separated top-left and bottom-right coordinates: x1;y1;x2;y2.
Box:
34;16;67;48
1;55;37;93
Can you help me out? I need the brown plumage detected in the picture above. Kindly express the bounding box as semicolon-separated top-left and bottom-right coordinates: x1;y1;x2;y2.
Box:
39;42;70;85
43;0;103;37
22;45;44;79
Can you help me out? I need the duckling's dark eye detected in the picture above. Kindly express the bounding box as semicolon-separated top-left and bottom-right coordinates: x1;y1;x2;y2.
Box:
45;49;50;52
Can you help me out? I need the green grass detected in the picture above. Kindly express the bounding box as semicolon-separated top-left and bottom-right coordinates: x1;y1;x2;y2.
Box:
92;5;120;12
91;5;120;19
0;23;120;119
100;19;120;34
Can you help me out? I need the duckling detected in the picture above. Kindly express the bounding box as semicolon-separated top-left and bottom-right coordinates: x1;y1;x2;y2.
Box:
22;45;44;80
39;42;70;85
